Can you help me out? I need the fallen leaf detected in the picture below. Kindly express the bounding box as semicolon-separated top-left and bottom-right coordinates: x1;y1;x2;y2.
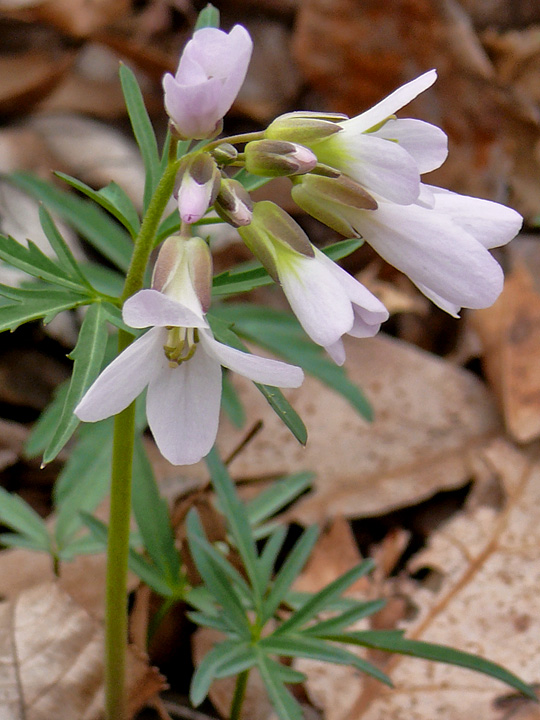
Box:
216;334;500;523
471;241;540;443
347;439;540;720
0;582;165;719
33;0;130;38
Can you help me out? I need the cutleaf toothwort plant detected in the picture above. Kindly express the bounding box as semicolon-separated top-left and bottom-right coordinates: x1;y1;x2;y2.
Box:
0;5;531;720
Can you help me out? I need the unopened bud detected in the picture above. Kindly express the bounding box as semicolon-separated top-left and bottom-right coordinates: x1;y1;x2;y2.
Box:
291;174;378;238
212;143;238;165
177;152;221;224
214;178;253;227
265;111;347;145
152;235;213;314
244;140;317;177
238;201;314;281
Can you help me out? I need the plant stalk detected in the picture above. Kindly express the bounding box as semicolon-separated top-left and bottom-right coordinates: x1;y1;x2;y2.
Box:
104;142;179;720
230;670;250;720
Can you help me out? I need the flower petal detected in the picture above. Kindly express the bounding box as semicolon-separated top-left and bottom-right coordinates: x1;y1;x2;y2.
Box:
317;132;421;204
146;345;222;465
75;327;163;421
373;118;448;174
349;200;505;309
427;186;523;249
325;338;346;366
341;70;437;134
199;330;304;387
123;289;207;329
278;254;355;347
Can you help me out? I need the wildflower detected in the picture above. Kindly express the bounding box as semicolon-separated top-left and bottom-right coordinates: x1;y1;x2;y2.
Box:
269;70;447;204
177;153;220;224
163;25;253;140
238;202;388;365
75;236;303;465
244;140;318;177
293;178;522;316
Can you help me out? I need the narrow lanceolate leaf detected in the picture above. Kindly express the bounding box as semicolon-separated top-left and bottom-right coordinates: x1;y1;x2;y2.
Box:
43;303;109;463
38;206;92;289
7;172;133;271
119;63;161;210
256;649;304;720
190;640;251;707
55;173;140;239
0;232;84;292
0;286;88;332
302;599;387;637
131;441;181;587
245;472;313;528
0;486;49;549
328;631;536;700
194;3;220;30
24;382;69;458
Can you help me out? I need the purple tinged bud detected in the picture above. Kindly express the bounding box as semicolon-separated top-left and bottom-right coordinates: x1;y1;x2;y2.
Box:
177;153;220;224
212;143;238;165
265;111;346;145
152;235;212;315
244;140;318;177
214;178;253;227
163;25;253;140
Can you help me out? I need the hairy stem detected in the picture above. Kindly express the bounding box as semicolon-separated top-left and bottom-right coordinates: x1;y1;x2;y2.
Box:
104;141;179;720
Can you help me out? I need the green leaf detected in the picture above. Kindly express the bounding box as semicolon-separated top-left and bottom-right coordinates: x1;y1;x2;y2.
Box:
264;658;306;685
190;640;252;707
262;525;319;624
205;448;263;602
0;486;49;548
55;173;140;239
221;372;246;428
257;525;288;591
7;172;134;271
260;634;392;686
0;533;51;553
275;560;375;636
233;168;272;192
0;286;88;332
24;381;69;458
194;3;220;30
132;441;181;587
245;472;313;528
329;631;536;700
38;206;93;289
256;649;304;720
323;237;364;261
43;302;109;463
187;510;251;636
0;232;85;292
58;534;105;561
302;599;387;637
119;63;161;210
187;610;232;634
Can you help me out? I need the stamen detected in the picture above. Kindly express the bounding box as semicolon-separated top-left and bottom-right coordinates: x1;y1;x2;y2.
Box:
164;326;199;366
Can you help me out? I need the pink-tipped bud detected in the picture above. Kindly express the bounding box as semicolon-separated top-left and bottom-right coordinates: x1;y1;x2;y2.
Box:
214;178;253;227
177;153;220;225
265;111;346;145
244;140;318;177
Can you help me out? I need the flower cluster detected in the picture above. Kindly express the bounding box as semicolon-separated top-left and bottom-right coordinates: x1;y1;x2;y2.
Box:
76;23;522;466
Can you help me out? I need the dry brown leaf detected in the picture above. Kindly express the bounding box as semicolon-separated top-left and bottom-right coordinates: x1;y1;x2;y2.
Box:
292;0;540;219
33;0;130;37
0;582;164;719
471;245;540;443
0;420;28;471
343;439;540;720
217;334;500;524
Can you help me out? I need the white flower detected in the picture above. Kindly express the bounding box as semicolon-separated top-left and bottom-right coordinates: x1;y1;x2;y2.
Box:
163;25;253;140
75;290;303;465
295;183;522;316
305;70;448;204
238;201;389;365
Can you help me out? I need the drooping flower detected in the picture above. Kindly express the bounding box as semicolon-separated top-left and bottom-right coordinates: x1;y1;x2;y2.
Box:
238;201;389;365
75;236;303;465
177;153;220;224
292;178;523;316
268;70;447;205
163;25;253;140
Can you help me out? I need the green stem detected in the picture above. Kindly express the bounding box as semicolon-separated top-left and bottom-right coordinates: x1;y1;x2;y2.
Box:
230;669;250;720
205;130;264;151
104;142;179;720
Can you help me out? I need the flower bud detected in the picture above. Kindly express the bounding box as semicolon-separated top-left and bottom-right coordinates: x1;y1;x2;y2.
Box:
237;201;314;281
244;140;318;177
212;143;238;165
265;111;347;145
177;152;221;225
214;178;253;227
152;235;213;314
291;174;377;238
163;25;253;140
